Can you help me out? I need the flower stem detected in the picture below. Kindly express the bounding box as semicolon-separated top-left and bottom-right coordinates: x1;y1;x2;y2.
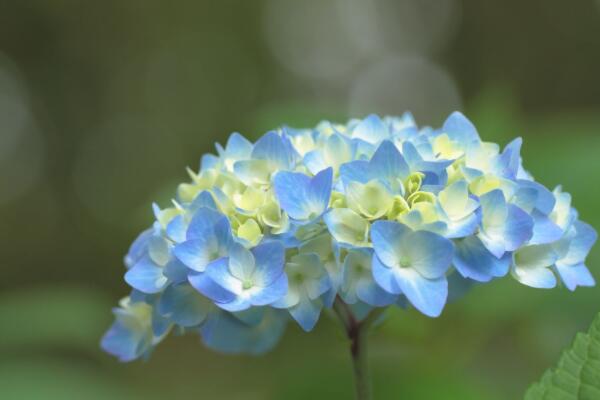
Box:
350;319;371;400
334;297;384;400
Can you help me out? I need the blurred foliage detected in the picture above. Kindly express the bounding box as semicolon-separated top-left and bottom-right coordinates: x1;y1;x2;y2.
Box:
0;1;599;399
525;311;600;399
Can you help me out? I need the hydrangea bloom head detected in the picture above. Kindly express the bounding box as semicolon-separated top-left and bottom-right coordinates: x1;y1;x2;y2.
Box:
102;112;597;359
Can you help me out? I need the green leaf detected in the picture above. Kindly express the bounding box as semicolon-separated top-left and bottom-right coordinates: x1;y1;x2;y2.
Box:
525;313;600;399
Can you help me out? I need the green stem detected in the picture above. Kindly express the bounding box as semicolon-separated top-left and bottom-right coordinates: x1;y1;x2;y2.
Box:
334;297;384;400
350;320;371;400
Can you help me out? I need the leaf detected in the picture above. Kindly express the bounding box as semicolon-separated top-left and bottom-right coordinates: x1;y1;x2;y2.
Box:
525;313;600;399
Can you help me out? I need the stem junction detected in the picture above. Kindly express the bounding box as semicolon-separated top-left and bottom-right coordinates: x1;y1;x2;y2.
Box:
333;297;384;400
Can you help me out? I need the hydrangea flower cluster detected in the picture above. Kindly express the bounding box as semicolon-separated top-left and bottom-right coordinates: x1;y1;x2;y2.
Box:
102;112;596;361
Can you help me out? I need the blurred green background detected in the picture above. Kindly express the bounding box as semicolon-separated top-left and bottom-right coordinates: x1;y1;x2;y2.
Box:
1;1;600;399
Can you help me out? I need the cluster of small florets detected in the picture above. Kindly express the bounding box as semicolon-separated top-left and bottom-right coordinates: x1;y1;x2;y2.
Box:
101;112;596;361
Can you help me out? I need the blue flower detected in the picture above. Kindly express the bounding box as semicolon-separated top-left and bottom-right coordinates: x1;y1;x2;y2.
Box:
303;133;354;175
477;189;533;258
199;308;288;355
272;253;331;331
351;114;391;144
436;180;480;238
553;221;597;291
371;221;454;317
157;283;214;327
234;131;296;186
511;244;559;288
340;140;409;194
339;249;397;307
453;236;511;282
103;111;596;361
216;132;253;171
273;167;333;222
124;233;171;294
192;242;288;312
101;297;168;362
173;207;233;272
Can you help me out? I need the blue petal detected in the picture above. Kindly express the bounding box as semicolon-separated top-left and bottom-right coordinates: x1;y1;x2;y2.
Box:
307;167;333;216
399;141;422;166
339;160;371;184
188;270;236;304
289;298;322;332
280;131;301;165
529;211;563;245
232;307;266;326
173;238;216;272
200;154;219;171
200;309;287;355
417;159;453;181
166;215;186;243
224;132;253;159
403;141;454;180
371;221;411;268
561;221;598;265
369;141;410;182
215;296;252;312
453;236;511;282
405;230;454;279
517;180;555;215
480;189;507;227
158;283;212;327
273;171;312;220
512;266;556;289
233;159;271;185
151;308;172;337
478;234;506;260
214;218;233;248
461;166;483;181
303;150;327;175
555;262;595;291
252;241;286;286
124;256;167;294
479;190;533;257
162;259;189;284
393;268;448;317
446;210;481;238
355;279;397;306
371;255;403;295
503;204;534;251
189;190;218;213
511;186;538;213
124;229;152;268
101;319;148;362
273;169;332;221
495;137;522;179
311;273;333;300
442;111;480;143
251;131;292;169
352;114;389;144
250;273;288;306
187;207;227;240
228;243;256;281
205;258;242;294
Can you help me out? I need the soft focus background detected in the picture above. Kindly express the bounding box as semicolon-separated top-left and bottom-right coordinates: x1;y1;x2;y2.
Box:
1;1;599;399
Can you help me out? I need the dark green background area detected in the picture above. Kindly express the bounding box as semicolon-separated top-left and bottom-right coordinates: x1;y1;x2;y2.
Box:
0;1;599;399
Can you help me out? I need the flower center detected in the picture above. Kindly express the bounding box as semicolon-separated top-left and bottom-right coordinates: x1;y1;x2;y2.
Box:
399;257;411;268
